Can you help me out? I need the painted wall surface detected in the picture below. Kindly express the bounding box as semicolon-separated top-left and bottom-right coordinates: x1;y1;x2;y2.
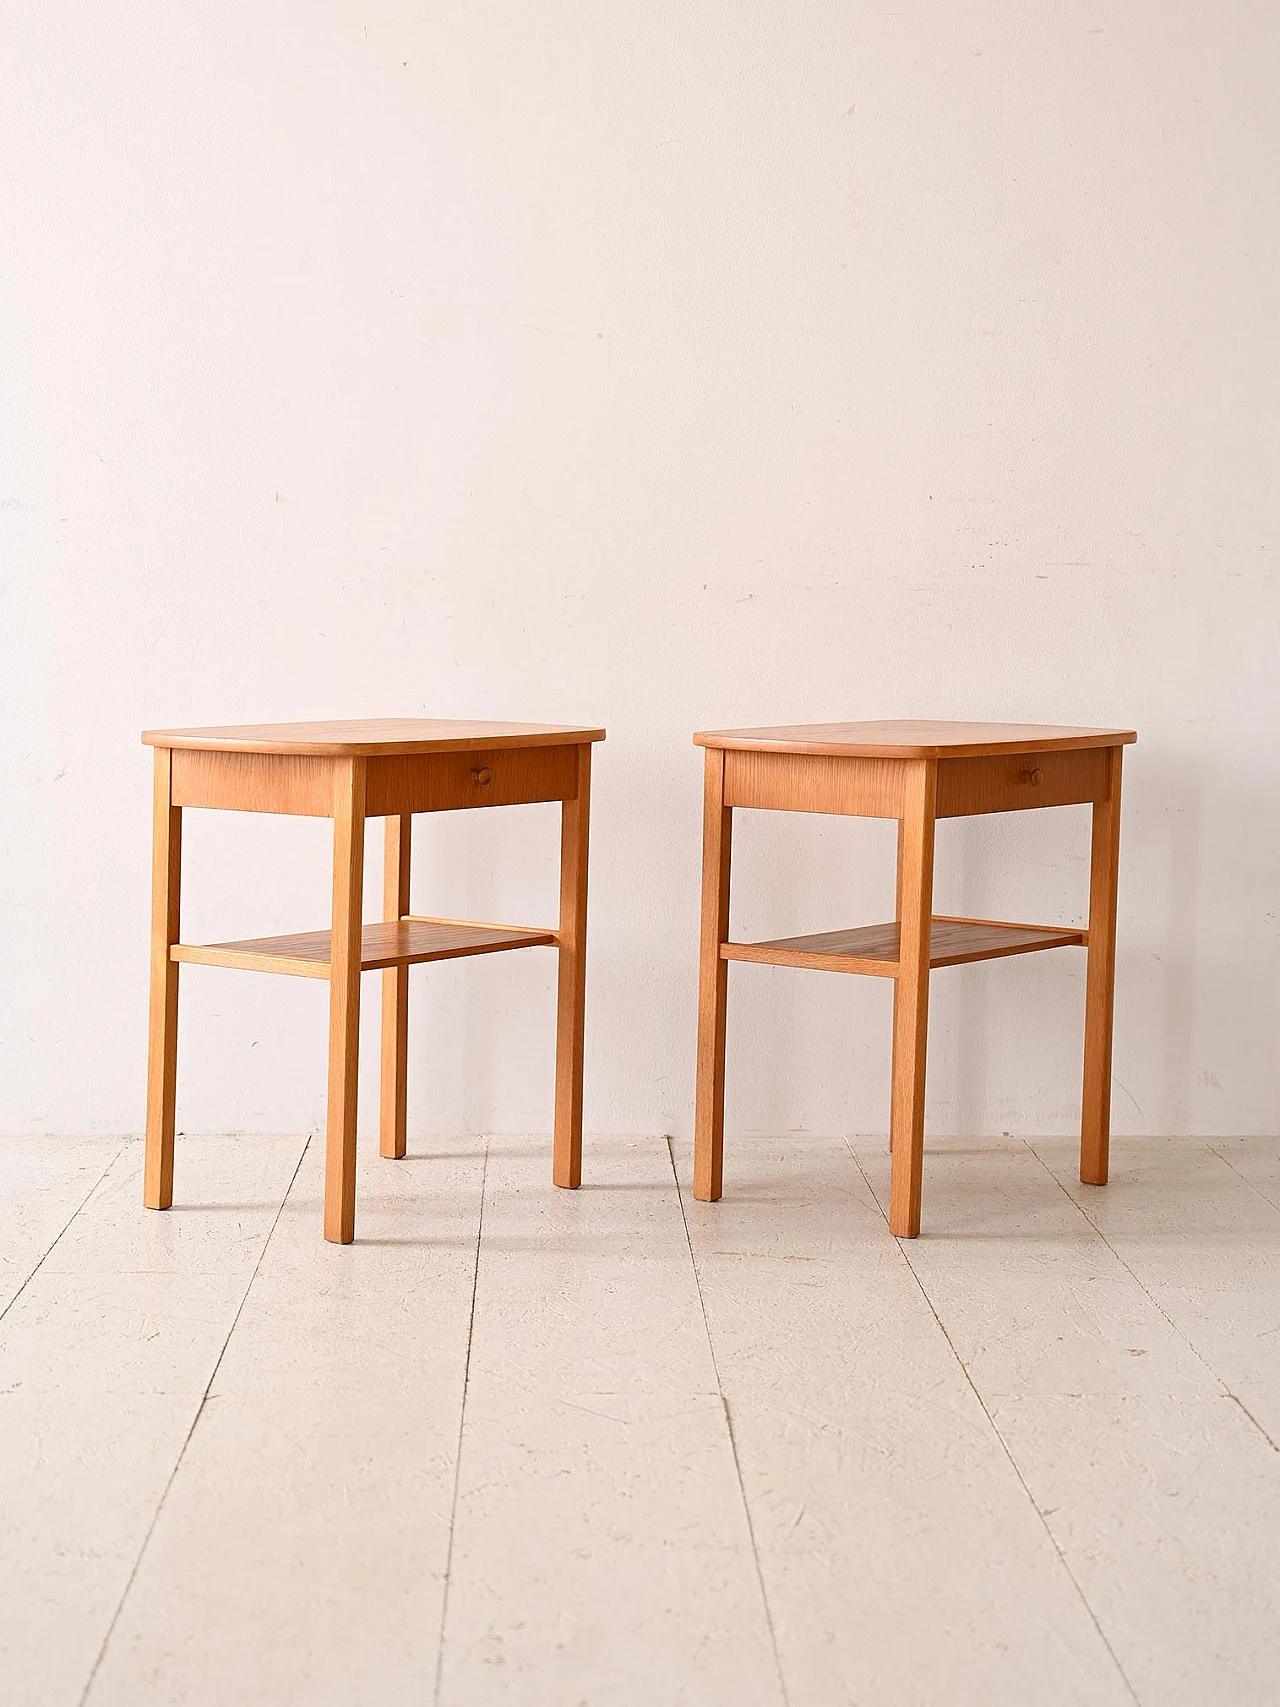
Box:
3;4;1276;1140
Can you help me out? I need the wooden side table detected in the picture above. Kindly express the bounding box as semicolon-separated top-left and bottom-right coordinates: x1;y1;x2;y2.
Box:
692;720;1136;1237
142;718;605;1243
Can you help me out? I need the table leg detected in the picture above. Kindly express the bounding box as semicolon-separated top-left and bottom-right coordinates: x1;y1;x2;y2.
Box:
380;815;411;1159
889;760;937;1237
1081;746;1124;1185
325;758;366;1243
693;746;733;1202
553;744;592;1187
889;817;906;1153
144;747;182;1209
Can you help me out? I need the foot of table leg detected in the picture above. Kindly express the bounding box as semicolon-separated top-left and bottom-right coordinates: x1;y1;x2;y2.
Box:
1081;747;1123;1186
889;762;936;1238
325;759;366;1244
693;747;732;1202
144;748;181;1210
379;815;411;1160
553;745;592;1188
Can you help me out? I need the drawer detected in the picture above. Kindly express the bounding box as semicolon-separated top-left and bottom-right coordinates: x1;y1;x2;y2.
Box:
170;748;334;815
723;749;906;818
364;743;580;817
935;748;1110;818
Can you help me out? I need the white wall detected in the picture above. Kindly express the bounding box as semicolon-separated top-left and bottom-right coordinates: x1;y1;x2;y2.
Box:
3;2;1277;1142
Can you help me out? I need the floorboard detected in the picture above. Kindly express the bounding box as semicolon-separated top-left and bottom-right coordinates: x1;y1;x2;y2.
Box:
85;1137;484;1707
436;1134;781;1707
857;1134;1280;1707
0;1135;306;1707
0;1135;124;1317
682;1135;1133;1707
2;1132;1279;1706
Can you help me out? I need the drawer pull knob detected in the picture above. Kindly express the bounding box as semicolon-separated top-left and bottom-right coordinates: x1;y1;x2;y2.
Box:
471;766;493;787
1023;767;1043;786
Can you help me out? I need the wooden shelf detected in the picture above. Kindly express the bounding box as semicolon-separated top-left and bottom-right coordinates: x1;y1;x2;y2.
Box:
172;917;557;980
721;915;1085;977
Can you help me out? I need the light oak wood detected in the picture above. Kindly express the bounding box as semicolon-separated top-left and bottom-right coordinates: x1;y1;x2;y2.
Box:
144;718;606;757
142;717;601;1243
1081;746;1124;1186
364;743;576;817
403;912;559;937
324;759;366;1244
723;749;905;818
171;919;557;978
170;748;333;816
380;816;412;1160
721;917;1085;976
693;747;733;1202
891;819;906;1153
168;742;580;819
553;745;592;1189
889;760;937;1238
691;722;1133;1237
696;720;1137;759
143;748;182;1211
936;747;1109;817
896;818;906;916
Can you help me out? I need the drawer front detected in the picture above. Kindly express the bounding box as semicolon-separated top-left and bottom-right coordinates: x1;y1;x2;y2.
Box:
723;750;906;818
935;748;1109;818
170;749;334;816
364;744;579;817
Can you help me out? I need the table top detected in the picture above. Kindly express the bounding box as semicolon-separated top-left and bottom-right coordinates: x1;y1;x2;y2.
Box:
142;718;606;757
694;720;1137;759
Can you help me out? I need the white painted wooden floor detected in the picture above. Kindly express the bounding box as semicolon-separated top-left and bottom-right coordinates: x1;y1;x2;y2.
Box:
3;1132;1279;1706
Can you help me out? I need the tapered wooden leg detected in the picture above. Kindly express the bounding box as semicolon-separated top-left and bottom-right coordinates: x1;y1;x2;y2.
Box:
1081;746;1123;1185
889;760;937;1237
693;747;733;1202
144;747;182;1209
889;818;906;1153
324;758;366;1243
553;745;592;1188
380;815;411;1159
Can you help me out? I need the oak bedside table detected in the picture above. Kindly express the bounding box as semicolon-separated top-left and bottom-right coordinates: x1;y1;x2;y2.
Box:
142;718;604;1243
692;720;1136;1238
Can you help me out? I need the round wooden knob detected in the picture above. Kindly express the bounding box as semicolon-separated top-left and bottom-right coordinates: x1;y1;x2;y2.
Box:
1024;767;1043;786
471;766;493;786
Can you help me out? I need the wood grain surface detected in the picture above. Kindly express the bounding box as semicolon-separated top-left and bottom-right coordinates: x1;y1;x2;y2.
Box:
696;720;1136;759
721;916;1085;975
144;718;606;756
172;918;557;979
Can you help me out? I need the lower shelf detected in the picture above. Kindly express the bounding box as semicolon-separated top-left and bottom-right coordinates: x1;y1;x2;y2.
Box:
171;917;557;980
721;915;1085;977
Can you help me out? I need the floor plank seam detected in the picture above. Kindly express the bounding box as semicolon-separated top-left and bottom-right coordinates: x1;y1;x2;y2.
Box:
432;1135;488;1707
1023;1139;1234;1402
0;1139;130;1326
1229;1393;1280;1456
75;1133;313;1707
1170;1148;1280;1452
843;1138;1144;1707
665;1137;793;1707
1208;1143;1280;1215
